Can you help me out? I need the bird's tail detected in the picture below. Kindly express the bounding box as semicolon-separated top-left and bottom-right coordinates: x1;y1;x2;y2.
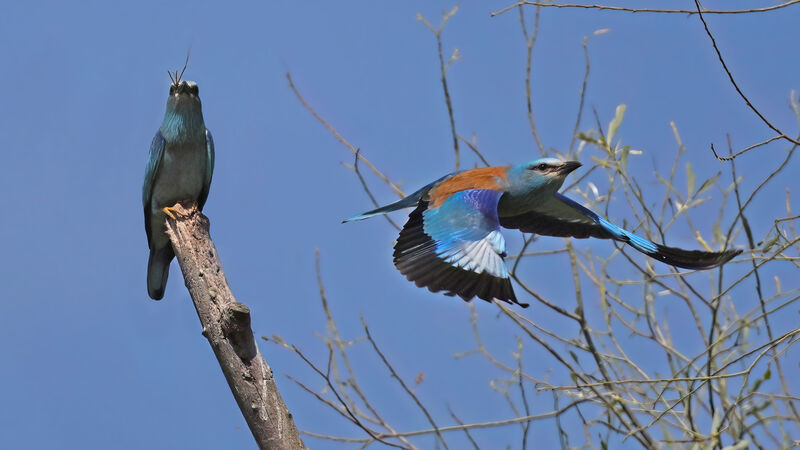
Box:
343;175;453;223
147;246;175;300
608;222;741;270
343;198;418;222
644;242;742;270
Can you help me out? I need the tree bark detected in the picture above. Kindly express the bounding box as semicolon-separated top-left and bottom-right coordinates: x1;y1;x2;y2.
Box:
164;206;306;450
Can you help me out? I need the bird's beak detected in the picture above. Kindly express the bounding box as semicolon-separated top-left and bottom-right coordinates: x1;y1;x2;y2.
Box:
558;161;582;175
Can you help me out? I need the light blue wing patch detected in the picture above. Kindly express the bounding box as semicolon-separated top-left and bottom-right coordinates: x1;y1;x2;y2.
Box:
437;230;507;278
393;188;523;305
422;189;508;278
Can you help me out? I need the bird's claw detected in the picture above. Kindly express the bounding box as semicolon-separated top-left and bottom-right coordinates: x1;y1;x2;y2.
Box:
162;206;178;220
162;203;196;220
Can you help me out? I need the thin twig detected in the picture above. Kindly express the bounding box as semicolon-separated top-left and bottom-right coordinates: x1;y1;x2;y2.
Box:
710;135;783;161
290;345;405;449
692;0;800;152
492;1;800;17
362;318;450;449
457;134;492;167
447;406;480;450
287;72;405;197
418;7;461;170
568;35;591;154
343;149;401;230
519;5;546;155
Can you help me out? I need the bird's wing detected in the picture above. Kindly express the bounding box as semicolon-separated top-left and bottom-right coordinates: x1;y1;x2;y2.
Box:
143;131;166;247
343;174;453;222
394;189;527;307
500;192;740;269
198;128;215;211
499;192;613;239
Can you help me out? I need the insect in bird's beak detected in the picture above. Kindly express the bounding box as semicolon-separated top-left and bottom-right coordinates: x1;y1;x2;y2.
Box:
167;50;191;89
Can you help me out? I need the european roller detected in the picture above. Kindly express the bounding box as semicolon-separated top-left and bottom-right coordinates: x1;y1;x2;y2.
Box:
142;70;214;300
345;158;741;307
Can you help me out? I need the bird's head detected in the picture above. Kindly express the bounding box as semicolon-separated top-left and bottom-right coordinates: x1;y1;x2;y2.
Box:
166;79;201;111
160;62;205;141
505;158;582;196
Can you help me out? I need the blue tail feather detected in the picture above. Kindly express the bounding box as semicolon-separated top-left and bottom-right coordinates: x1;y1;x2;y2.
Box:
343;174;451;222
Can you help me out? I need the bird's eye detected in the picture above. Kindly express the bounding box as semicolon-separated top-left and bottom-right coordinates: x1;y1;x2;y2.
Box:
537;163;548;171
190;85;199;96
169;85;175;95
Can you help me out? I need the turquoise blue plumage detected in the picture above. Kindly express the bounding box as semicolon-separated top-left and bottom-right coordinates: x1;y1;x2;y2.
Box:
143;75;214;300
346;158;741;307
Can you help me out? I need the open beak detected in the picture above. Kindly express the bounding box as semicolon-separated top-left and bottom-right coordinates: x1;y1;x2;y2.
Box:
558;161;582;175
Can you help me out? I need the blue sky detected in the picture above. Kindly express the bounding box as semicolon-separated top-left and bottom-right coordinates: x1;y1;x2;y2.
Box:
1;1;798;448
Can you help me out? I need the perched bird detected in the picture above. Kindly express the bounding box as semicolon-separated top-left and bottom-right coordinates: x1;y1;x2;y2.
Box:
142;69;214;300
345;158;740;307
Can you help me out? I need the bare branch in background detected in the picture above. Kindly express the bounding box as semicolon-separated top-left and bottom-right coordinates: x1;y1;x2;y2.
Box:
492;1;800;17
342;149;402;230
418;7;461;170
362;318;450;449
710;135;783;161
457;134;492;167
287;72;405;198
568;35;591;155
518;5;546;155
692;0;800;159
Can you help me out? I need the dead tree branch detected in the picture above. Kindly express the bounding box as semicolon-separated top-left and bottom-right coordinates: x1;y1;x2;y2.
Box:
164;206;306;450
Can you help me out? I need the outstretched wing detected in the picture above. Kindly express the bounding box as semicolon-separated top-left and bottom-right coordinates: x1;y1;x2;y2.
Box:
394;189;526;307
143;131;166;247
499;192;740;270
499;192;612;239
198;128;215;211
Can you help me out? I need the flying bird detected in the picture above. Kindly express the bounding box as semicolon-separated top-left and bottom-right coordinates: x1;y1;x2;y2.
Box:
345;158;740;307
142;68;214;300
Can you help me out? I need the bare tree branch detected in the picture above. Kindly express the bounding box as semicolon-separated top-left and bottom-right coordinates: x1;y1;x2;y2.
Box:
164;205;306;450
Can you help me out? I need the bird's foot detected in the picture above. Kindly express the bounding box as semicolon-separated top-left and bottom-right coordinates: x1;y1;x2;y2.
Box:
162;206;179;220
162;202;196;220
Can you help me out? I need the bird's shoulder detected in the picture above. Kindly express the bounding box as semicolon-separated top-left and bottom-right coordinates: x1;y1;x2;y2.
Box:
426;166;510;208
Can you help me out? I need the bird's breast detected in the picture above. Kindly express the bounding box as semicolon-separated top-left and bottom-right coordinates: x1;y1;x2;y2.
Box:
150;140;208;210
